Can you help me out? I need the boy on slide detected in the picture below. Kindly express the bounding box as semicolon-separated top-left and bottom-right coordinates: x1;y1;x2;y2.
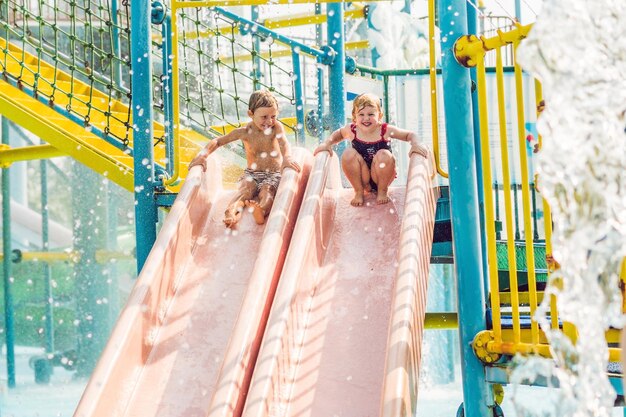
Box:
189;90;300;227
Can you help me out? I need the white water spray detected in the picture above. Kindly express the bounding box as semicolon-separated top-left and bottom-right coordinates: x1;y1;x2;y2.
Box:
511;1;626;416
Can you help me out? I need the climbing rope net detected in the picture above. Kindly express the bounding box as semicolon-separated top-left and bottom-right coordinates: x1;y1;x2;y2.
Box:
0;1;318;155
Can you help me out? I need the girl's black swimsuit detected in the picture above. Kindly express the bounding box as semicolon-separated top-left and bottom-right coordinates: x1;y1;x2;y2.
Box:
350;122;391;191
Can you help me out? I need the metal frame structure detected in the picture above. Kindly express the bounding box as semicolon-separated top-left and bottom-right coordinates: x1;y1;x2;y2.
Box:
1;1;622;416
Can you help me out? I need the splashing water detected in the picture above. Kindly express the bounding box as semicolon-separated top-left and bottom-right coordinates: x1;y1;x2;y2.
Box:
511;1;626;416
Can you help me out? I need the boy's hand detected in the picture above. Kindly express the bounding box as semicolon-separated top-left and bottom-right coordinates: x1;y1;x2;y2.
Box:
188;154;207;172
188;140;218;172
282;156;301;173
409;144;428;159
313;142;333;156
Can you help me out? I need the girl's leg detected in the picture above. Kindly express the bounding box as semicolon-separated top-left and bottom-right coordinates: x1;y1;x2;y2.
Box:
371;150;396;204
341;148;370;206
225;179;256;227
246;184;275;225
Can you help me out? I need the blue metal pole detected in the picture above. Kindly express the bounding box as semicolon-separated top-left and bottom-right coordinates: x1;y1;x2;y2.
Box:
162;15;174;176
131;0;157;273
111;0;123;92
291;50;306;145
467;1;490;300
315;3;324;144
326;2;345;151
107;190;120;325
1;117;16;388
366;4;380;68
251;6;262;90
40;142;54;354
72;164;109;376
438;1;491;416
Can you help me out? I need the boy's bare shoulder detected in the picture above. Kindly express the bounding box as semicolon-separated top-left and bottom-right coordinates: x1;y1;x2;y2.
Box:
273;120;287;138
234;124;252;135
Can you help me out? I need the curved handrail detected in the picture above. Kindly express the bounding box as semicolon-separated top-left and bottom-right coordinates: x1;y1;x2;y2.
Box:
380;151;437;416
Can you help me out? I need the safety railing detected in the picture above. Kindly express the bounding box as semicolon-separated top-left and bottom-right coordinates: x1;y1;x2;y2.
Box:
164;3;333;183
349;64;448;180
453;23;622;364
345;0;448;179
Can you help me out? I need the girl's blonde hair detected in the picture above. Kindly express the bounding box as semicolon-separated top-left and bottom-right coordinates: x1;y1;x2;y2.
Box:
248;89;279;113
351;93;383;120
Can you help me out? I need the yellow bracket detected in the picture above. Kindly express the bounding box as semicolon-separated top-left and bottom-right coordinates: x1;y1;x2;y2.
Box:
0;143;10;168
472;330;502;364
454;23;533;68
492;383;504;405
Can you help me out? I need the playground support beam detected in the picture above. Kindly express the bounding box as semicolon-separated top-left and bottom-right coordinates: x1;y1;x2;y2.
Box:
178;0;383;6
326;2;346;151
0;144;65;167
131;0;158;273
40;145;54;354
1;117;16;388
72;164;110;377
467;0;491;307
438;0;492;416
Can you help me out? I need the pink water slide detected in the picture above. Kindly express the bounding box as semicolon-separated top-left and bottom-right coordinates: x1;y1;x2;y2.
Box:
73;148;312;417
73;148;437;417
242;151;438;417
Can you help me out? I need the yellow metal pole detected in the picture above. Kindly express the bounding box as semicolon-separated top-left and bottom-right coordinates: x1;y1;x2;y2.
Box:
476;56;503;341
0;251;79;263
533;79;559;330
495;47;521;344
164;6;181;186
230;40;369;63
0;250;133;264
263;6;366;29
0;144;65;167
424;312;459;330
179;7;367;42
428;0;447;178
176;0;389;6
512;41;539;345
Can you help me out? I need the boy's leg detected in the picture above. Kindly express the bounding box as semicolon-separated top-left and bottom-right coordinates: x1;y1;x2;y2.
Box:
247;184;275;225
371;150;396;204
341;148;370;206
225;179;256;228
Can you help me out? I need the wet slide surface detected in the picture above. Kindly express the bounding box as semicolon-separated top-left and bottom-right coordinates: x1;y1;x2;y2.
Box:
121;194;263;417
244;152;437;417
288;189;405;415
74;149;311;417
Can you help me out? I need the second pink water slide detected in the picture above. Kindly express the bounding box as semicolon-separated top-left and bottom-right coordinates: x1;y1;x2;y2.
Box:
73;149;312;417
243;151;438;417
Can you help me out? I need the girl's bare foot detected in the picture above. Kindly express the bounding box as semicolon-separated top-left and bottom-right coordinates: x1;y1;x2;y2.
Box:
350;191;365;206
245;200;267;225
377;189;390;204
223;205;243;228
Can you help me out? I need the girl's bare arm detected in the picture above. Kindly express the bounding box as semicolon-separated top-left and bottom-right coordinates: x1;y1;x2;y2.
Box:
386;125;429;158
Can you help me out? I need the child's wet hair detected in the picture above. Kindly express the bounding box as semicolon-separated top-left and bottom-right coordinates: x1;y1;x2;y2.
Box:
352;93;383;120
248;90;279;113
